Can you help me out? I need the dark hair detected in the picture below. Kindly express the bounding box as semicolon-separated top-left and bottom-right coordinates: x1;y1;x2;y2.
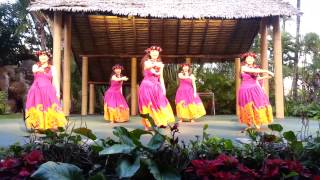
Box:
179;64;192;75
140;53;162;74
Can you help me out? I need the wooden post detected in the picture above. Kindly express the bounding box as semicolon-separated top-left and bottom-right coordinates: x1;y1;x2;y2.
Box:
81;56;88;115
131;57;137;115
89;83;95;114
63;15;72;116
273;16;285;119
235;58;241;116
260;18;269;96
186;57;192;64
53;12;62;93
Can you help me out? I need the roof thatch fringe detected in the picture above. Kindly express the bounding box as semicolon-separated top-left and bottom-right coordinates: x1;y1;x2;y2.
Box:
28;0;299;19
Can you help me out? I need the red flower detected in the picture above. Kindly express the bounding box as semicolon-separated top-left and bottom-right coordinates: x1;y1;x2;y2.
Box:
237;164;259;178
19;168;31;177
213;171;236;180
284;160;303;173
191;160;211;177
0;158;19;169
24;150;43;165
215;154;239;167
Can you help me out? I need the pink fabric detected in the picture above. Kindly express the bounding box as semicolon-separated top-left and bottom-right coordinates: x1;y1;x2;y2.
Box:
238;73;270;108
175;78;202;105
104;80;128;108
138;70;170;110
25;69;61;111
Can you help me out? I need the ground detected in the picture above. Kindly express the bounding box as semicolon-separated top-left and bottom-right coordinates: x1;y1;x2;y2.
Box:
0;114;319;147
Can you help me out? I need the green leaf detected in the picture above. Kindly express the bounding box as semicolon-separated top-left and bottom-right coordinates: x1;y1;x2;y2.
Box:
291;141;304;154
130;129;152;139
203;124;209;131
88;172;106;180
223;140;233;150
31;161;84;180
284;171;299;178
140;113;156;128
283;131;297;142
99;144;135;155
146;159;180;180
116;157;140;178
113;127;135;146
73;127;97;140
146;133;165;150
268;124;283;132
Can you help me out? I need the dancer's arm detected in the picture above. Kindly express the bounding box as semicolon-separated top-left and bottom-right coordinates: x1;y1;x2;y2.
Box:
241;66;274;76
32;64;44;73
191;74;197;97
112;75;128;81
51;66;60;98
159;62;166;95
257;75;272;80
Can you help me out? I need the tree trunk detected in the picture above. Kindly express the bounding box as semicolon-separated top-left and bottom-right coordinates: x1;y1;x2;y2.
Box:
292;0;301;98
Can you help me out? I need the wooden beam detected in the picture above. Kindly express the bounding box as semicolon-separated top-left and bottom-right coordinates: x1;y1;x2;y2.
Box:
89;83;95;114
119;17;125;53
161;19;165;48
175;19;180;55
104;16;113;53
63;15;72;116
200;19;209;54
260;18;269;96
79;54;241;59
273;16;284;119
235;57;241;116
187;20;194;54
130;57;138;115
81;56;88;115
148;19;151;46
53;12;62;94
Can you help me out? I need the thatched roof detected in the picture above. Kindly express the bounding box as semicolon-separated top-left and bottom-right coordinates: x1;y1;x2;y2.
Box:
29;0;298;19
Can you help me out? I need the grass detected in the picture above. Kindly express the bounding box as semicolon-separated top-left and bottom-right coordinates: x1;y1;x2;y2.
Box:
0;113;23;120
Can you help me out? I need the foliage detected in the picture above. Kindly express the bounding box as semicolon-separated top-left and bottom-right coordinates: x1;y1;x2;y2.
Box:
0;91;8;114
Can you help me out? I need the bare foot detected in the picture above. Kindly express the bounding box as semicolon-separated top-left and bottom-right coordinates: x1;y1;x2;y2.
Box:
179;119;183;123
190;119;195;123
110;121;114;124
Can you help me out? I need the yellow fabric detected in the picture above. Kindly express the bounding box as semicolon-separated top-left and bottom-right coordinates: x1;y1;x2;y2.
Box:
140;103;175;128
176;101;206;120
104;105;129;123
25;104;67;130
239;101;273;128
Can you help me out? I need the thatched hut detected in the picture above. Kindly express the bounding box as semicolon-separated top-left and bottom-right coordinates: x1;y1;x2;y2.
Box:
28;0;298;117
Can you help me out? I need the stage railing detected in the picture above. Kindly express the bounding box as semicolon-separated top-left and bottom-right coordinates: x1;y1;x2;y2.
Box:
198;92;215;115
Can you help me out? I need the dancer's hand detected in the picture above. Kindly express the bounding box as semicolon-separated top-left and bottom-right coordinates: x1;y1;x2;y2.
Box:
268;71;274;77
56;93;60;99
194;92;197;98
122;76;129;81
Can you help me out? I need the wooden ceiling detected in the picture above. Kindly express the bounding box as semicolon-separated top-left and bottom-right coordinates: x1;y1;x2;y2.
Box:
70;15;262;82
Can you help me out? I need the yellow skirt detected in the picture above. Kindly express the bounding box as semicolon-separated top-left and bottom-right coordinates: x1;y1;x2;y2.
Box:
140;103;175;128
239;102;273;128
104;105;129;123
25;104;67;130
176;101;206;121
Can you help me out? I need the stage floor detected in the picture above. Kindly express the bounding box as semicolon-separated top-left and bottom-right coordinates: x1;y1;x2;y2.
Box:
0;115;319;147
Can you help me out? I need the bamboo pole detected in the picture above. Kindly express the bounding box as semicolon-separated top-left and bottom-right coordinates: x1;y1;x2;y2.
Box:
273;16;285;119
260;18;269;96
63;15;72;116
81;56;88;115
235;58;241;116
131;57;137;115
53;12;62;93
89;83;95;114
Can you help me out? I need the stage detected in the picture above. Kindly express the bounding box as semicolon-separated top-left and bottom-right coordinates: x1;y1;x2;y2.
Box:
0;115;319;147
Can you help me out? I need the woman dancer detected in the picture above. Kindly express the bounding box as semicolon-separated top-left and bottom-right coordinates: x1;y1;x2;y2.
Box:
104;64;129;123
175;63;206;122
238;52;274;130
138;46;175;130
25;50;67;130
